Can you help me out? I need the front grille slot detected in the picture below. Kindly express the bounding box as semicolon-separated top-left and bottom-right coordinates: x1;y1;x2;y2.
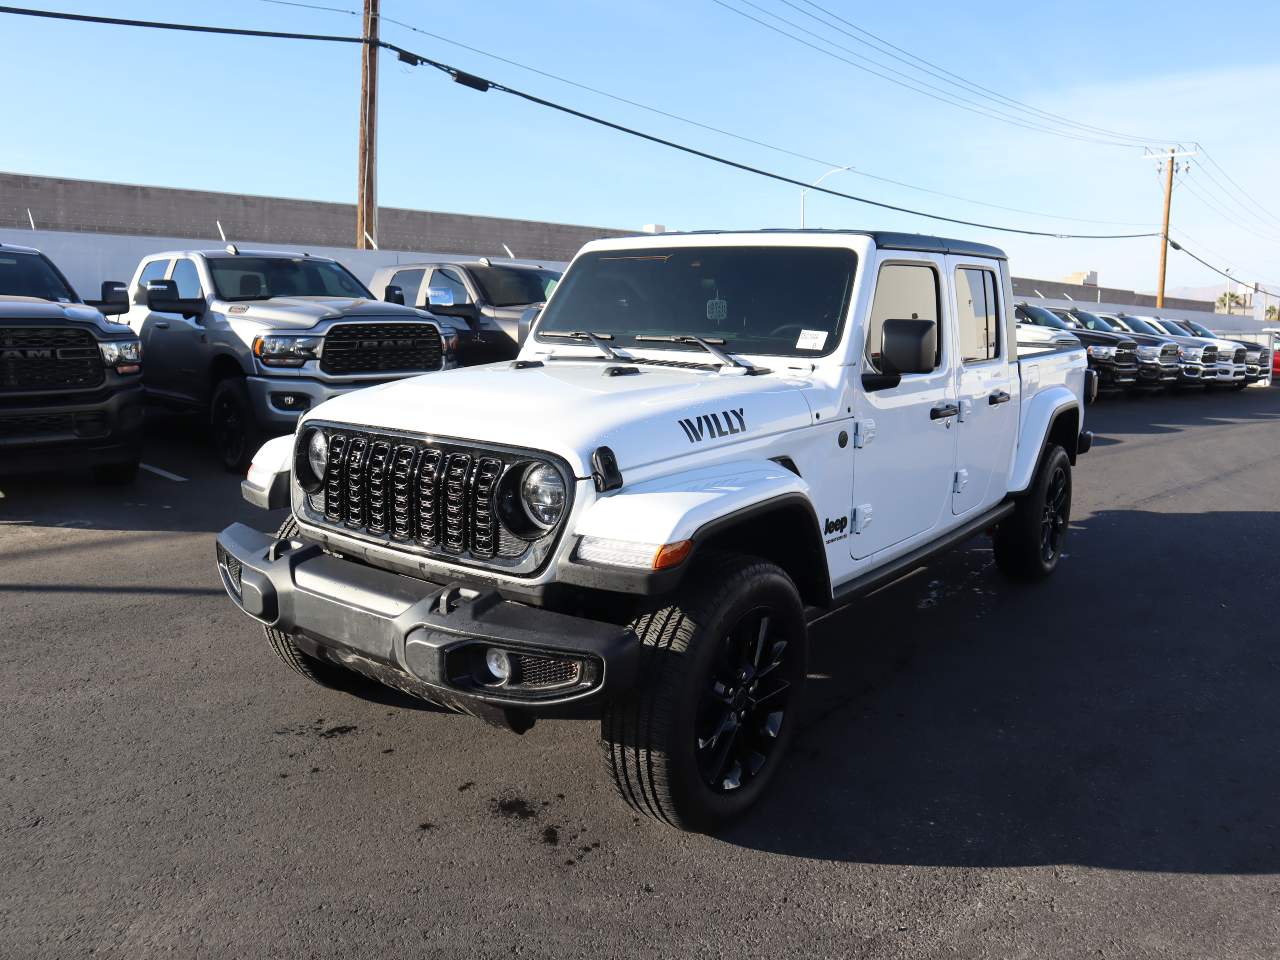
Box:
344;436;368;528
319;322;443;375
0;326;104;392
416;449;443;547
390;445;418;540
470;459;503;559
442;453;473;554
365;441;393;534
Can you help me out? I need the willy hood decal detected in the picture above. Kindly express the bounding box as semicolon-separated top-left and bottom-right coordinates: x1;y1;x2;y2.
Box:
678;408;746;443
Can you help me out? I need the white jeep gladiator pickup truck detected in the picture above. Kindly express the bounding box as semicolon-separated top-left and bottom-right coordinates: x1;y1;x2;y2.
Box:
216;230;1091;831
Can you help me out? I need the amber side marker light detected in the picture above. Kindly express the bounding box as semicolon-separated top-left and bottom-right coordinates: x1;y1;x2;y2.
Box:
653;540;693;570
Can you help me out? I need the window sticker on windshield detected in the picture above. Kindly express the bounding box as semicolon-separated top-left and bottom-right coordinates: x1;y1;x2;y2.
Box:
706;298;728;321
796;329;828;351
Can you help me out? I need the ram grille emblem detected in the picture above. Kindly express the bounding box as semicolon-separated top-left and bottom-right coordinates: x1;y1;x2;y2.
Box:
678;408;746;443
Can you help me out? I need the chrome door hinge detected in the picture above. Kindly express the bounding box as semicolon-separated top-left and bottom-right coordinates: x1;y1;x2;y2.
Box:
953;469;969;494
853;418;877;448
958;399;972;423
853;504;873;533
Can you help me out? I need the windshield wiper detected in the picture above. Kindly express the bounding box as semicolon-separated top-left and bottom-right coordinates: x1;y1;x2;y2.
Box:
540;330;620;360
633;334;761;373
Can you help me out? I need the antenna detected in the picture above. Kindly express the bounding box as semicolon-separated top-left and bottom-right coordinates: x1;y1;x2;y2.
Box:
363;231;379;250
26;208;36;230
216;220;227;242
502;243;515;259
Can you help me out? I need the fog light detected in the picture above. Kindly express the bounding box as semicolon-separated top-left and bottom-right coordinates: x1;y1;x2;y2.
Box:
484;648;512;683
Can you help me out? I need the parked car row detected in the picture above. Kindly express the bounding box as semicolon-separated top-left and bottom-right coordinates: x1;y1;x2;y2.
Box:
2;238;1273;487
0;241;562;481
1016;302;1273;398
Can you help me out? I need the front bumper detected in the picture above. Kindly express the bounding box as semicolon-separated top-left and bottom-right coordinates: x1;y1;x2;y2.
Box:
1091;358;1138;389
1134;359;1179;386
0;381;143;475
246;376;398;430
1209;362;1247;383
215;522;638;721
1175;361;1206;385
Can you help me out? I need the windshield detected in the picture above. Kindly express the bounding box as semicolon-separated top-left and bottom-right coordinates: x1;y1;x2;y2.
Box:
0;251;79;302
537;246;856;358
1017;304;1071;330
470;266;561;307
1183;320;1214;337
1119;316;1160;335
1153;319;1189;337
208;257;372;302
1072;310;1117;332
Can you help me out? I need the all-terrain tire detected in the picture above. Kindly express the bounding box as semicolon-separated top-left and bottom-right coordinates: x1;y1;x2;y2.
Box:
993;443;1072;582
600;551;808;832
263;517;353;689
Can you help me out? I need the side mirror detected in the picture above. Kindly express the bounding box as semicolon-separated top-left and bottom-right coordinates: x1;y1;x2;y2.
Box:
88;280;130;316
880;318;937;375
384;284;405;306
518;306;541;346
145;279;205;319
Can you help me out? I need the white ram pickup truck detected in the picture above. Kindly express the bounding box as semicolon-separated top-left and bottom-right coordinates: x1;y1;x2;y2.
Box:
216;230;1091;831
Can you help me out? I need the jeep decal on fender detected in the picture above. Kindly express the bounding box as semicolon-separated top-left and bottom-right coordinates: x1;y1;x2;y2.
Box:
678;408;746;443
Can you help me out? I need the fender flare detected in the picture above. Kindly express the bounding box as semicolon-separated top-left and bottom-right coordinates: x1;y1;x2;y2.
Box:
559;458;829;598
1010;387;1079;495
241;434;294;509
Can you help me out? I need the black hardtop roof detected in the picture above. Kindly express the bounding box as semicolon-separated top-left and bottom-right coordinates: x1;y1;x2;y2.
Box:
640;229;1007;261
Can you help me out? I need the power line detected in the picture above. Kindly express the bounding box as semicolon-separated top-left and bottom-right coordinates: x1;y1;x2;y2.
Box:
711;0;1148;148
0;3;362;43
1195;144;1280;232
780;0;1180;146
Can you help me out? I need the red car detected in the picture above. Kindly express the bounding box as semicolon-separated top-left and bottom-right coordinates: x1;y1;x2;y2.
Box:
1273;347;1280;378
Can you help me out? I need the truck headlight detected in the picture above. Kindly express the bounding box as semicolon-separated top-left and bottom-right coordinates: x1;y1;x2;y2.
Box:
253;334;322;367
295;427;328;493
1179;346;1203;361
520;463;566;529
1136;345;1159;359
99;338;142;373
1086;345;1115;359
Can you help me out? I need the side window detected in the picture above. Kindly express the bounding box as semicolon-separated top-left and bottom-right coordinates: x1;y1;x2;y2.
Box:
171;259;204;299
865;263;942;372
955;267;1000;363
430;268;470;304
135;259;171;304
390;268;425;305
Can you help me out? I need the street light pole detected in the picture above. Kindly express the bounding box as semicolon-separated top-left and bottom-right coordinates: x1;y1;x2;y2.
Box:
800;165;853;228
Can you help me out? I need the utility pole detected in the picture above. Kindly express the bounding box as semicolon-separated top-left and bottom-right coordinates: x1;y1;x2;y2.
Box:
1145;147;1196;309
356;0;379;249
1155;147;1175;309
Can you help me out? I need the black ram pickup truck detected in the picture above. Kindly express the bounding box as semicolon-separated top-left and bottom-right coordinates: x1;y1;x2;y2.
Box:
1016;303;1139;392
0;243;143;484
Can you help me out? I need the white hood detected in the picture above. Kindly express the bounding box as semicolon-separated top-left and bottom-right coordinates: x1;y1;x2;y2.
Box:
304;360;816;477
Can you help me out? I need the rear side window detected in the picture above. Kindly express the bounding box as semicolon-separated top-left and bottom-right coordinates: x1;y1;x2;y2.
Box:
955;267;1000;363
390;268;425;305
865;263;942;372
171;259;204;299
136;259;170;303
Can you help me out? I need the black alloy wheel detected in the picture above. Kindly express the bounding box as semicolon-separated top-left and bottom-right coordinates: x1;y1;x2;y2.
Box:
695;606;795;794
1041;463;1069;565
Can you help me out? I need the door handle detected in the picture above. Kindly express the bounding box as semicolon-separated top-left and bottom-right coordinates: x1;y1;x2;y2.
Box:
930;403;960;420
988;390;1011;405
153;320;170;329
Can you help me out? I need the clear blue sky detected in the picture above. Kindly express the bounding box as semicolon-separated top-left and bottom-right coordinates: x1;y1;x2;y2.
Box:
5;0;1279;295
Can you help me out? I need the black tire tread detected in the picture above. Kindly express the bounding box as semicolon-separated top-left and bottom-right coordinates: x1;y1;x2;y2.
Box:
262;517;352;689
600;550;796;831
993;443;1071;583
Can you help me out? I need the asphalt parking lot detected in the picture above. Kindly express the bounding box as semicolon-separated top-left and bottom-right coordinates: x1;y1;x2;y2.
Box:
3;386;1278;959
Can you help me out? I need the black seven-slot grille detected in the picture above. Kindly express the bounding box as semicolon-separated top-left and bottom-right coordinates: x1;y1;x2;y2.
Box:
1;326;103;392
319;322;442;375
319;430;515;562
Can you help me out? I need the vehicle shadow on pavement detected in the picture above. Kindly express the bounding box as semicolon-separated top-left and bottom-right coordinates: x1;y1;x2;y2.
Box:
1087;385;1280;439
724;508;1279;874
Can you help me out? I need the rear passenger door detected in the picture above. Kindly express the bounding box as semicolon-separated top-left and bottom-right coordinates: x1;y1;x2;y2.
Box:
949;260;1015;516
850;257;958;560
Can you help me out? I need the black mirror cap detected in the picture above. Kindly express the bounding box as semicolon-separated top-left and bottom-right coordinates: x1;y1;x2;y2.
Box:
89;280;130;315
880;318;937;376
384;284;405;305
145;279;204;319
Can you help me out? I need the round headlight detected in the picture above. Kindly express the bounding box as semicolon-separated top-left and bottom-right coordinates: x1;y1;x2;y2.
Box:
296;428;327;492
520;463;566;529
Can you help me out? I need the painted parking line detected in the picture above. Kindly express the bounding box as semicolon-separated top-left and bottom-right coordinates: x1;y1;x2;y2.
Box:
139;463;188;483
